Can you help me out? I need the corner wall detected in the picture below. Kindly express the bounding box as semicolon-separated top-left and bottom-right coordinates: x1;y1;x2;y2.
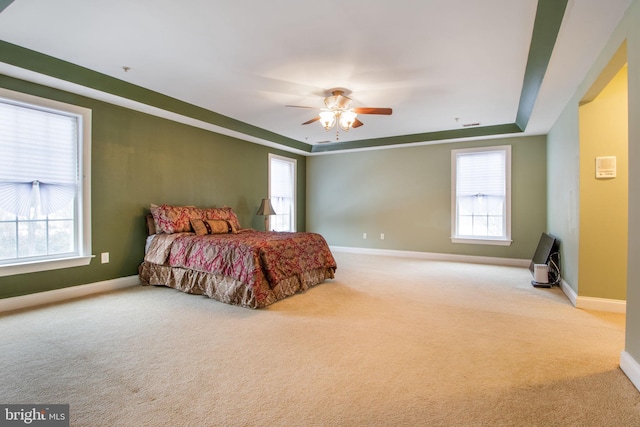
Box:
578;65;628;301
548;0;640;390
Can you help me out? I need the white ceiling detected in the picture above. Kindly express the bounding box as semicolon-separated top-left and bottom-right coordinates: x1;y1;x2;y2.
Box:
0;0;632;152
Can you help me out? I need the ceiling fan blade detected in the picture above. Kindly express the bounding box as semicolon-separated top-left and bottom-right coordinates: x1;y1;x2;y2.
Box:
352;118;364;128
302;116;320;125
352;107;392;115
286;105;317;109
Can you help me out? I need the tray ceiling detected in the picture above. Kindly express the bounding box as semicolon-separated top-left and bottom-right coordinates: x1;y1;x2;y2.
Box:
0;0;632;154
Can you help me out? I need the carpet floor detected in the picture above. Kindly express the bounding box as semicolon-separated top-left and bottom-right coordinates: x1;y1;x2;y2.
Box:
1;251;639;426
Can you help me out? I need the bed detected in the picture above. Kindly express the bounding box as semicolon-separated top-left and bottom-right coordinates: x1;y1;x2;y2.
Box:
138;204;337;308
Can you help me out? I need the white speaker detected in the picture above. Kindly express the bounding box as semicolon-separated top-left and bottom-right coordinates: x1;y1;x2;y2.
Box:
534;264;549;284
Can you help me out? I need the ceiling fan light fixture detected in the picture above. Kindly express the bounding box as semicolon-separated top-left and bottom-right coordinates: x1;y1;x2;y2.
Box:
339;110;357;131
288;88;392;139
324;96;338;110
319;110;336;130
324;91;352;110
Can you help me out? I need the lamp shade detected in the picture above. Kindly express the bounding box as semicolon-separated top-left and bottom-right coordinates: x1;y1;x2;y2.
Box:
319;111;336;130
256;198;276;216
339;110;357;130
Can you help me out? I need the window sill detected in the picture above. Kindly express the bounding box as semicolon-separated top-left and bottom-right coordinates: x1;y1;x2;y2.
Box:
451;237;512;246
0;255;93;277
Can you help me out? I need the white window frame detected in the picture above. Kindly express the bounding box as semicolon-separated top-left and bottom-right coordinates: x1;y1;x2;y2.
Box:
0;88;92;276
451;145;511;246
268;153;296;232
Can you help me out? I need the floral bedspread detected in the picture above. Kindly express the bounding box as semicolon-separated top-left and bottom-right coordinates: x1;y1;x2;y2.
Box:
144;230;337;291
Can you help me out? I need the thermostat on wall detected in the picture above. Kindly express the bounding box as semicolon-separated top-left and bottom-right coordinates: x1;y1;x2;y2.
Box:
595;156;616;179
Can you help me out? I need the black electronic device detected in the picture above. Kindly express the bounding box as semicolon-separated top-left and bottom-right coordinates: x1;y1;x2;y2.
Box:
529;232;560;287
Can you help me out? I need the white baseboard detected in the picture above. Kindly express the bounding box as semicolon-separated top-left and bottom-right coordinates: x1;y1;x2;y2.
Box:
560;278;626;313
0;275;140;314
576;295;626;313
330;246;530;267
620;351;640;393
561;279;578;306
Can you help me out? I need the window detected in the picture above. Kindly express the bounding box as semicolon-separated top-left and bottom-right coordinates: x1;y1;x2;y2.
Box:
0;88;91;276
451;145;511;245
269;153;296;232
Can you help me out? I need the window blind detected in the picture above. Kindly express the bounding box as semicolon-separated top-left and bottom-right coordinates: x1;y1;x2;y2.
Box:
269;155;295;232
270;157;294;200
456;150;505;198
0;100;78;218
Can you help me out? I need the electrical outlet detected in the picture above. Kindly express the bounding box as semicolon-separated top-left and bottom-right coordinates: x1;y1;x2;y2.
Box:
363;233;367;239
380;233;385;240
101;252;109;264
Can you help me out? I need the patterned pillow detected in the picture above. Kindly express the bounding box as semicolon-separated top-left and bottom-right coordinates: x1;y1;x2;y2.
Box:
151;204;201;234
190;218;235;235
200;206;241;231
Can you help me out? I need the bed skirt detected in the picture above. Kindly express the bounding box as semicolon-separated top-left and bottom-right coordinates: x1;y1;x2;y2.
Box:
139;261;335;309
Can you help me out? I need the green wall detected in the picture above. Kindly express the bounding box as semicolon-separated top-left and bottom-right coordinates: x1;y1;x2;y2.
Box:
0;74;306;299
547;104;580;292
307;135;547;260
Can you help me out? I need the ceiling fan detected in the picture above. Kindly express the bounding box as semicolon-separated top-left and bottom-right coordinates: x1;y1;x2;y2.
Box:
287;89;392;140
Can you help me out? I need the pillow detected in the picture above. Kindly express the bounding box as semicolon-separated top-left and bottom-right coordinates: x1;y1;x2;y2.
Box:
200;206;241;231
151;204;201;234
190;218;235;235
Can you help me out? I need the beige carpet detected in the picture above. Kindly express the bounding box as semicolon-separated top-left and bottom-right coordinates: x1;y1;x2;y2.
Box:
1;252;639;426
